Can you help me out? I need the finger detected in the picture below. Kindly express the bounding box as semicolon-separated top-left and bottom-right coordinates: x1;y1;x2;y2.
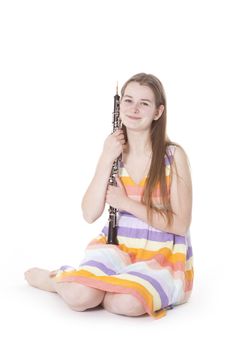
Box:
115;134;125;141
116;134;124;140
115;175;123;188
114;129;123;135
115;135;124;142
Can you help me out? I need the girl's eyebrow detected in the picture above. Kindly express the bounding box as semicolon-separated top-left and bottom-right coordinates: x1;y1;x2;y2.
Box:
123;95;152;103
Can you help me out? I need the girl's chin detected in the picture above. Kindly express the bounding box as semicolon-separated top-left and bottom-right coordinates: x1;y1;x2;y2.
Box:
122;125;142;132
121;118;140;128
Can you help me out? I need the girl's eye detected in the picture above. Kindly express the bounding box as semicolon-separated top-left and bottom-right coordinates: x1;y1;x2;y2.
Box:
123;99;149;106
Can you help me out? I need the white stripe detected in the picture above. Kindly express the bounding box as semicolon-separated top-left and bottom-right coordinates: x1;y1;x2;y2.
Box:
186;257;193;270
80;247;127;272
78;265;108;276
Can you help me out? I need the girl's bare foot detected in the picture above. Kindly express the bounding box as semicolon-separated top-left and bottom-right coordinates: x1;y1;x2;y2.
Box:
24;268;56;292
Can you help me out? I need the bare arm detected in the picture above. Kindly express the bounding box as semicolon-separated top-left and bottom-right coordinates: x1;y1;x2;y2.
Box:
121;146;192;236
81;153;113;223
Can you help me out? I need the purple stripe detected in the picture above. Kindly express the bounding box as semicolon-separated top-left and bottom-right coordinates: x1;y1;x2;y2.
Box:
127;271;169;308
59;265;75;271
173;235;186;244
79;260;117;275
164;157;172;166
102;225;174;242
119;210;137;217
164;153;174;166
187;246;193;260
118;213;185;241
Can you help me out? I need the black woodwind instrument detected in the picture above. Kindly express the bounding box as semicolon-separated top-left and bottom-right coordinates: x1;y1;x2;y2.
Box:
107;84;122;245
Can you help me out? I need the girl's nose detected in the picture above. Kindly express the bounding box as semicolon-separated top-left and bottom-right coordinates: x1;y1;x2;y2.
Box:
132;102;140;113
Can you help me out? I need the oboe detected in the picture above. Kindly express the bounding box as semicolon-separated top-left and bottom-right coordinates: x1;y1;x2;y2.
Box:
107;84;122;245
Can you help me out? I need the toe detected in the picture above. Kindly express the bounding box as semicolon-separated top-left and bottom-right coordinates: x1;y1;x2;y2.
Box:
24;267;36;278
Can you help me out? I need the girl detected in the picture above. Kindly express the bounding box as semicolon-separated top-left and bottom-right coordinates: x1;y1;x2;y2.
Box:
25;73;193;319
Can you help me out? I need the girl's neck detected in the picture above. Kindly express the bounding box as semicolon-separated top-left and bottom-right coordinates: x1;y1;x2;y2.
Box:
125;129;152;157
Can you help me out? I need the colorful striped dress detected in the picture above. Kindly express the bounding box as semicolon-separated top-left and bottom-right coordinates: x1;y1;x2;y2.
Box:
50;145;194;319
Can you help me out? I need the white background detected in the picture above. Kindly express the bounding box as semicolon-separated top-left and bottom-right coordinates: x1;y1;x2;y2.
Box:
0;0;232;349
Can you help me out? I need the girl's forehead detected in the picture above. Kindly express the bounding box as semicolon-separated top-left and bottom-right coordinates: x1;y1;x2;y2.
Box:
124;82;154;99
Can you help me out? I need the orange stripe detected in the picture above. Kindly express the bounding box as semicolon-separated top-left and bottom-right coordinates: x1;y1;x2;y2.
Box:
56;269;155;312
88;240;185;263
118;244;186;263
154;255;185;272
121;179;170;198
185;269;194;281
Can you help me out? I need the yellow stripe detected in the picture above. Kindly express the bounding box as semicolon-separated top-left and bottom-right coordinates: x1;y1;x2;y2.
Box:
186;257;193;270
165;165;171;176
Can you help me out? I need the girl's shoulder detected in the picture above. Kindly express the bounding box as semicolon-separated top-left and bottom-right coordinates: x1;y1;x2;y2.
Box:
165;143;189;160
166;144;177;156
165;144;177;166
165;143;191;177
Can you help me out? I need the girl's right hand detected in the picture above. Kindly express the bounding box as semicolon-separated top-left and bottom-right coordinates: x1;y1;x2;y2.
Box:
102;129;127;163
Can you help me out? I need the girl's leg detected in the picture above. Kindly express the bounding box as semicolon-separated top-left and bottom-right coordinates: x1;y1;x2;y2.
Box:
24;267;105;311
24;268;57;292
102;292;146;317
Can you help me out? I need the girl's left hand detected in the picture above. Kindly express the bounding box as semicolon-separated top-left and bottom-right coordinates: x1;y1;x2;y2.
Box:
105;175;128;210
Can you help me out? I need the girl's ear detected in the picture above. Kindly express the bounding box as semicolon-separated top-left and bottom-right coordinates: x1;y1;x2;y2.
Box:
155;104;165;119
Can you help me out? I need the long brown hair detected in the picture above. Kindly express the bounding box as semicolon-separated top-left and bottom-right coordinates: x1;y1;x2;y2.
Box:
120;72;182;229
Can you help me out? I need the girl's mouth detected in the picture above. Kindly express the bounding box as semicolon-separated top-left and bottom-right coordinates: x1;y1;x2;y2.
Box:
127;115;141;120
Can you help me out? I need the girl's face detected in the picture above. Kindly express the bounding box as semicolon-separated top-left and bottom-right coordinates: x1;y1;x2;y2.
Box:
120;82;162;131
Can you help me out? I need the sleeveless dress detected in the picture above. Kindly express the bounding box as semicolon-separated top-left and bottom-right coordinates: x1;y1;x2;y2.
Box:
50;145;194;319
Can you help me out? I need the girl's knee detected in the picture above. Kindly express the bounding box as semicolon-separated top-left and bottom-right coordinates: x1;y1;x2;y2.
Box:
56;282;105;311
102;292;145;316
